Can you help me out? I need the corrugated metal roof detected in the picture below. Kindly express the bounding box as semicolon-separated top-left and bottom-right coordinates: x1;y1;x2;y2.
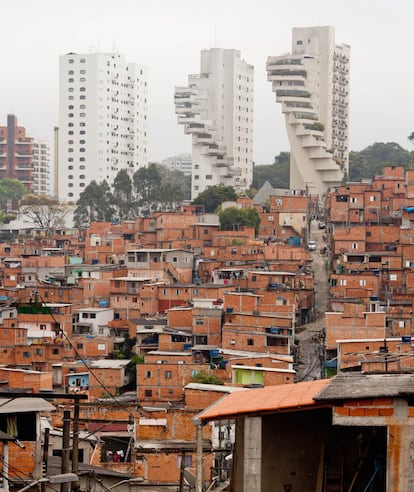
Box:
315;373;414;401
185;383;247;394
0;397;55;413
197;379;329;422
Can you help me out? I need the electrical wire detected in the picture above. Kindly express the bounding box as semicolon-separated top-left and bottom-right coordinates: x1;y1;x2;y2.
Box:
35;292;138;420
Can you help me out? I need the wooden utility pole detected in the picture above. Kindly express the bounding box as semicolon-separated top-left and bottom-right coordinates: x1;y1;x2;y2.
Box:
41;428;50;492
61;410;71;492
71;400;80;492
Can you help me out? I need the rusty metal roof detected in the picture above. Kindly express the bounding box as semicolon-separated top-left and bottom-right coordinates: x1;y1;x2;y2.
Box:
196;379;329;422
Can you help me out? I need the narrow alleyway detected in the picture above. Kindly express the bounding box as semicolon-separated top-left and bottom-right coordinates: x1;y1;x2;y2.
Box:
295;222;330;381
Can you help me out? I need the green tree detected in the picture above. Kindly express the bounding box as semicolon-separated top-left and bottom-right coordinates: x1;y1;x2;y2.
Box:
133;164;161;203
192;185;237;213
349;142;414;181
20;195;70;234
252;152;290;190
74;180;115;227
157;166;191;202
0;178;28;211
219;207;261;235
191;370;223;385
159;181;185;203
113;169;135;219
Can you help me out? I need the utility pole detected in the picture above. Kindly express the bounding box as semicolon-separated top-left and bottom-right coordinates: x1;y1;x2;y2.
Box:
41;428;50;492
61;410;71;492
195;422;203;492
71;400;80;492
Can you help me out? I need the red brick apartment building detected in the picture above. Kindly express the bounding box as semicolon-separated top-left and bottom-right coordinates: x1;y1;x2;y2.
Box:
325;166;414;369
0;114;33;191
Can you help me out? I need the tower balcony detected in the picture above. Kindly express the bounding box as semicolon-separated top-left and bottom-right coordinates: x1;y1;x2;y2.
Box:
177;114;198;125
206;146;226;157
266;56;303;69
184;123;205;135
195;133;214;145
175;105;196;115
224;167;242;177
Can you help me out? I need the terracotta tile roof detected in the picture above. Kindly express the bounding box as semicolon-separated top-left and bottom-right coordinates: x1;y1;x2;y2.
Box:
197;379;330;422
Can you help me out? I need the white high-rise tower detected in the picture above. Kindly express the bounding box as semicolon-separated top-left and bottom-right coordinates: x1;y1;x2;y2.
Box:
175;48;254;199
267;26;350;195
58;52;148;202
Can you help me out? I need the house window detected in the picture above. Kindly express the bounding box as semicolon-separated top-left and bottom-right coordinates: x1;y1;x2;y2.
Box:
52;349;60;355
35;349;42;355
145;371;152;378
195;319;204;325
40;324;47;330
360;279;366;286
247;339;254;346
351;243;358;250
172;256;178;263
390;274;397;281
77;343;83;349
399;321;405;328
177;455;192;469
144;390;152;397
340;279;347;286
23;351;30;358
165;371;172;379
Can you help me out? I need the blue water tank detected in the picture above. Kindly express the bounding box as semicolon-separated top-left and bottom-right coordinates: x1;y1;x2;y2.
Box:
99;300;108;307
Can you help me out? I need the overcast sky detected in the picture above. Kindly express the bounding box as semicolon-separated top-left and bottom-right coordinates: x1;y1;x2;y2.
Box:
1;0;413;164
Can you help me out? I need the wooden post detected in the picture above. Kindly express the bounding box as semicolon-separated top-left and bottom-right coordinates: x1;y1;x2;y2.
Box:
71;400;80;492
195;422;203;492
61;410;71;492
41;428;50;492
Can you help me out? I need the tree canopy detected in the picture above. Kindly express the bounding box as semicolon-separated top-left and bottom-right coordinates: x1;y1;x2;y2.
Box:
73;165;191;226
0;178;28;211
251;144;414;190
74;180;116;228
133;163;162;203
20;195;70;233
190;370;223;385
349;142;414;181
192;185;237;213
252;152;290;190
219;207;261;235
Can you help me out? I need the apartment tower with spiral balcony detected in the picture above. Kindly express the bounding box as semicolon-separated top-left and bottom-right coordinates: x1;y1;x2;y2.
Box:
267;26;350;195
175;48;254;199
